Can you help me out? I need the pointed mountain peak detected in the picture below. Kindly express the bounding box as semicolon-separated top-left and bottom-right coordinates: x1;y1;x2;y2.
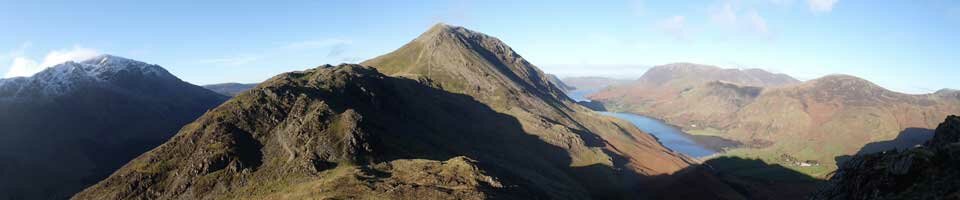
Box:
362;24;566;108
420;23;466;37
412;23;500;49
426;22;453;32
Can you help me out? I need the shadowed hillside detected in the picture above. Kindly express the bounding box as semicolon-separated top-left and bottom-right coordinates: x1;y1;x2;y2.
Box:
641;156;823;200
0;55;228;199
813;116;960;199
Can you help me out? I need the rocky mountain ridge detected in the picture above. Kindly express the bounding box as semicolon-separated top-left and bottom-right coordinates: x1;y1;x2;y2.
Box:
73;24;745;200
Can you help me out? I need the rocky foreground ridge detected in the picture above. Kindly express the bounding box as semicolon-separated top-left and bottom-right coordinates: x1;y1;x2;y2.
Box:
812;115;960;200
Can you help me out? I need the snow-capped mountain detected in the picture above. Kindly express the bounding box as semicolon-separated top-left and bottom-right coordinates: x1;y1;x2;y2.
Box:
0;55;228;199
0;55;177;98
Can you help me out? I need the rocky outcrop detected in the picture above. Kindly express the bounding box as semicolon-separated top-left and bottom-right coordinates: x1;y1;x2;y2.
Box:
76;65;560;199
812;115;960;200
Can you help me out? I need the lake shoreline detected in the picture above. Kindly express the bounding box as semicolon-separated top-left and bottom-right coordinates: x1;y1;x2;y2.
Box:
567;89;741;159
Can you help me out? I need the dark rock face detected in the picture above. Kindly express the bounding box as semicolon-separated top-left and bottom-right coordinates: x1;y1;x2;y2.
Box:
0;55;228;199
812;115;960;200
928;116;960;148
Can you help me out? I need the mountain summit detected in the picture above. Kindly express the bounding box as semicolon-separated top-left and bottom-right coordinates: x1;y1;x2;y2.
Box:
0;55;175;98
0;55;227;199
363;24;697;180
363;23;569;107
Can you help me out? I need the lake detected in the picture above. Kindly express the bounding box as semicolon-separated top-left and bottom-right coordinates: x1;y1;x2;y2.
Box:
566;89;725;158
598;112;718;158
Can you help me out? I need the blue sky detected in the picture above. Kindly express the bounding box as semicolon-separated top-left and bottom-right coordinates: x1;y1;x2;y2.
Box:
1;0;957;93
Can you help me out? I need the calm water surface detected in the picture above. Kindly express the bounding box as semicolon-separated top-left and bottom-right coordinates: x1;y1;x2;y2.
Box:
599;112;717;158
566;89;718;158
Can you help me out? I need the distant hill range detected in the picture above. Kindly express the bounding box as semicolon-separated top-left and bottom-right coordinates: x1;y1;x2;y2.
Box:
75;24;752;199
562;76;632;92
0;55;228;199
589;63;960;177
203;82;258;96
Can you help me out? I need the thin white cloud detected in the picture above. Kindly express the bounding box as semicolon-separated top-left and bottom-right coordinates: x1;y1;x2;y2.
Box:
746;11;769;35
807;0;839;13
707;1;773;37
3;46;100;78
40;46;100;68
711;2;738;26
2;42;32;60
657;15;688;40
6;57;40;78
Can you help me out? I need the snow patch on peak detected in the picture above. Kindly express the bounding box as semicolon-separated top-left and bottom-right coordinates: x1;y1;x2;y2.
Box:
1;55;175;97
78;54;170;78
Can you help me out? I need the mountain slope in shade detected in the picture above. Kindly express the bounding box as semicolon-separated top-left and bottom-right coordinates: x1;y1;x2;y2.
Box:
203;82;259;96
76;24;743;199
0;55;228;199
363;24;745;199
812;115;960;199
74;64;686;199
361;23;694;176
546;73;575;91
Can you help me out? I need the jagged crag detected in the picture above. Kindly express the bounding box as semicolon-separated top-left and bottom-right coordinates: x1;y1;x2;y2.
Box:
74;24;744;199
813;115;960;199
